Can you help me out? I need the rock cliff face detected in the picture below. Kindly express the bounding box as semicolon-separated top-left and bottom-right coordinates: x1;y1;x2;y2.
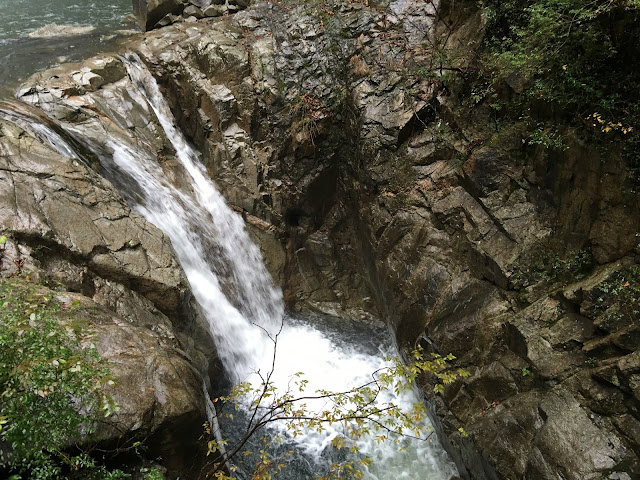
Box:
0;104;220;476
133;0;251;31
7;0;640;478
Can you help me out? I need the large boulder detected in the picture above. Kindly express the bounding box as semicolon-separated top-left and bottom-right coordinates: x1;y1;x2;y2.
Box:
133;0;253;31
0;110;184;315
133;0;184;31
0;113;220;475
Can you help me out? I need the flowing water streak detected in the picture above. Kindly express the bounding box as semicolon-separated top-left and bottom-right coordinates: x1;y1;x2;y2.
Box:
122;53;284;336
0;96;273;380
0;103;82;161
106;140;276;380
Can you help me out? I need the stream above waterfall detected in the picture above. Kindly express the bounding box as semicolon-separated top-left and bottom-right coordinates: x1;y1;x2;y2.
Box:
0;0;135;97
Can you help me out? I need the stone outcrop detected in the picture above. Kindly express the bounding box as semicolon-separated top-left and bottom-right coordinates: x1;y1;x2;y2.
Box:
0;109;220;476
133;0;252;31
27;23;96;38
133;0;184;30
9;0;640;478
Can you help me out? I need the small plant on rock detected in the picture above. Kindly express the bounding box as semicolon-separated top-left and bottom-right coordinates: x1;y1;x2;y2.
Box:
0;278;121;479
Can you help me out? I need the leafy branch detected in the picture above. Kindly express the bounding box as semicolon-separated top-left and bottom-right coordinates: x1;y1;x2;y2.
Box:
0;278;123;480
205;326;469;480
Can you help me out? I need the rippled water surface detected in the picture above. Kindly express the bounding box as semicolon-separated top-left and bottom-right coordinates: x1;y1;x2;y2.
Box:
0;0;135;96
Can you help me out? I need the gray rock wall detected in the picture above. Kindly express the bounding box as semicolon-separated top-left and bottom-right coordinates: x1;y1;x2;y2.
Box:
0;107;220;476
133;0;252;31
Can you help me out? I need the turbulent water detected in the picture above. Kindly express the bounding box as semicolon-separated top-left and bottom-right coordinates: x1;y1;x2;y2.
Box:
0;0;134;96
100;53;285;381
222;314;459;480
3;49;459;479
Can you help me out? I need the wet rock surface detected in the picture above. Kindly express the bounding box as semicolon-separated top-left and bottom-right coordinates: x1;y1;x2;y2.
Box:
8;0;640;478
0;112;184;313
0;114;219;475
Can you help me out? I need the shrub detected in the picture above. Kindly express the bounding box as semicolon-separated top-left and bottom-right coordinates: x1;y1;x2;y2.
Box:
0;278;121;479
484;0;640;117
471;0;640;181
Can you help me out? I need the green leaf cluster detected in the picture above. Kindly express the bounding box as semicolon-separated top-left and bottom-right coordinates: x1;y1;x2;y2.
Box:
595;264;640;317
511;248;594;289
0;278;121;479
471;0;640;181
484;0;640;116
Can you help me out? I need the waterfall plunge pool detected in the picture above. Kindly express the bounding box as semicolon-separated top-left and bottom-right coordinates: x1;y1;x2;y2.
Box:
218;312;459;480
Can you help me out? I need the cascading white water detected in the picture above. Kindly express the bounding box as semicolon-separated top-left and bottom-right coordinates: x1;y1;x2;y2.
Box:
243;316;460;480
11;54;459;479
0;104;82;161
104;136;280;380
122;54;284;336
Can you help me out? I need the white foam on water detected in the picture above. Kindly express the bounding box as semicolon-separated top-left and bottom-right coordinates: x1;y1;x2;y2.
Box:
241;319;459;479
107;138;278;382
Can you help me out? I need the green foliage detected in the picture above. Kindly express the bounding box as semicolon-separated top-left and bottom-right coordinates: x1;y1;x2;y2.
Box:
511;248;594;288
527;127;567;150
0;278;121;479
484;0;640;116
521;367;531;377
585;357;599;368
207;345;469;480
594;264;640;319
474;0;640;186
139;467;165;480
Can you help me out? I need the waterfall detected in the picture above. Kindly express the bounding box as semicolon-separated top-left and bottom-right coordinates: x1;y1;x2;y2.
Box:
104;137;277;381
0;102;82;161
96;52;285;382
9;54;459;479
